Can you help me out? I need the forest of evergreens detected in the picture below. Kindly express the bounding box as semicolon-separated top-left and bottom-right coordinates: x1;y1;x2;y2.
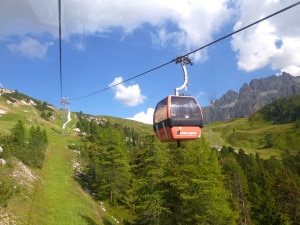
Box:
74;111;300;224
255;95;300;124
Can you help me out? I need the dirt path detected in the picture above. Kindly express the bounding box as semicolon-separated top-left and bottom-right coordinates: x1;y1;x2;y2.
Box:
62;111;71;129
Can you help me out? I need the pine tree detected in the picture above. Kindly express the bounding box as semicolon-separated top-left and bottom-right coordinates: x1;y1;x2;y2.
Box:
130;137;168;225
273;169;300;223
91;127;130;204
220;153;251;225
10;120;26;147
162;138;237;224
10;120;26;160
27;125;47;168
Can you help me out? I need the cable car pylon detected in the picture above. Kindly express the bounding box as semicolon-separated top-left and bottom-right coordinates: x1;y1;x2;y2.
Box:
61;97;70;134
153;56;204;147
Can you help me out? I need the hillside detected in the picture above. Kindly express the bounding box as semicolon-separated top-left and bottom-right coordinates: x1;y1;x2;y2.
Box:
1;90;300;224
0;91;129;224
205;95;300;157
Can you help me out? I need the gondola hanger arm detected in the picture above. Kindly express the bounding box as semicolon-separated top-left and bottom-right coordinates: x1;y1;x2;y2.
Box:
174;56;193;96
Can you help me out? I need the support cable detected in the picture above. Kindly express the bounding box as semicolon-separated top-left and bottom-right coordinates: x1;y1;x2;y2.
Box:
58;0;63;100
70;1;300;101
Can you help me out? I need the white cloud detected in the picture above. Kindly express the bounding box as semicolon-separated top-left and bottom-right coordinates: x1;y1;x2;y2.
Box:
7;38;53;58
1;0;232;61
1;0;299;74
232;21;277;71
109;76;146;106
231;0;300;76
273;37;300;76
127;108;154;124
280;66;300;76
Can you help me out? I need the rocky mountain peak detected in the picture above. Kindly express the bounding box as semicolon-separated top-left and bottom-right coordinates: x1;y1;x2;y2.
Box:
202;72;300;124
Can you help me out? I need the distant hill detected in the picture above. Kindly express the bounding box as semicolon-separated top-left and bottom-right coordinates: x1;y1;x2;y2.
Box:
202;72;300;124
205;95;300;157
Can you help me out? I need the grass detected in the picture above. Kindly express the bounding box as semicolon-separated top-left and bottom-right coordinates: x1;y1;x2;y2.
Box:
2;108;122;224
0;96;123;224
205;117;300;158
27;131;103;225
101;115;153;136
6;128;105;225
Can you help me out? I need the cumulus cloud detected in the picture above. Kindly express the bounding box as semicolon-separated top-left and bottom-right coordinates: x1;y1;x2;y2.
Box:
1;0;232;61
1;0;299;74
127;108;154;124
7;38;53;58
0;0;57;39
109;76;146;106
231;0;300;76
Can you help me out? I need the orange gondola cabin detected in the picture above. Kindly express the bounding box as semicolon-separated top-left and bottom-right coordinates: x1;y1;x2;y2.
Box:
153;95;204;142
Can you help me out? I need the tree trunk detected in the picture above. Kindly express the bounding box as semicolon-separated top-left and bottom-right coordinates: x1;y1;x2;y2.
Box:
110;188;113;204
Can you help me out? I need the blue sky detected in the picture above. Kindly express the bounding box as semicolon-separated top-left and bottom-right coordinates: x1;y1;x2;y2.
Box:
1;0;300;124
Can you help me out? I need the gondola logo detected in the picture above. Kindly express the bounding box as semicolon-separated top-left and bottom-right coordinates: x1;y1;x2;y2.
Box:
177;128;197;136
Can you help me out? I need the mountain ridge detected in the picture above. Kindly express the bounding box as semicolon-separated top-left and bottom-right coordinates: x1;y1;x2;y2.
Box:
202;72;300;124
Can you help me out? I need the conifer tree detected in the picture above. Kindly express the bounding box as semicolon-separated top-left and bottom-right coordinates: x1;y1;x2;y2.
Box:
162;138;237;224
11;120;26;147
10;120;26;160
220;151;251;224
93;126;130;204
130;137;168;225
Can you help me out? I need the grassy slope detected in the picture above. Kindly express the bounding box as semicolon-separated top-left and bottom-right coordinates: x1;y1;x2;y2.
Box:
101;115;153;136
204;116;300;158
25;130;104;225
0;97;119;224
